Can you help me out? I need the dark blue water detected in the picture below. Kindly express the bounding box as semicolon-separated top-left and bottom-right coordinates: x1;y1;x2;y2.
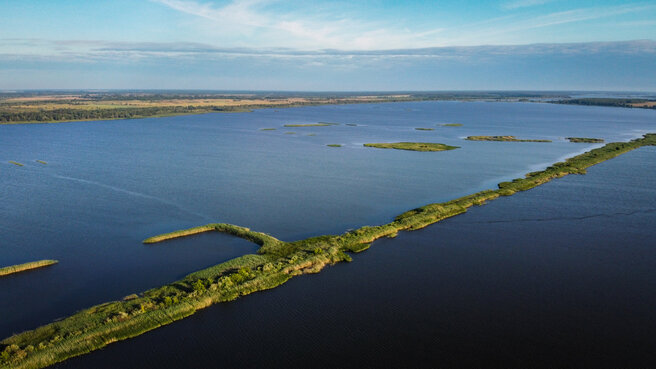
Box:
57;146;656;368
1;101;654;347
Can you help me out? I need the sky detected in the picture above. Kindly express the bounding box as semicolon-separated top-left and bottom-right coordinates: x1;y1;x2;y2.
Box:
1;0;655;91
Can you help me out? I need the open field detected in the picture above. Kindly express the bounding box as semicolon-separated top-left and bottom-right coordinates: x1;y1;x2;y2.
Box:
0;93;418;124
0;91;577;124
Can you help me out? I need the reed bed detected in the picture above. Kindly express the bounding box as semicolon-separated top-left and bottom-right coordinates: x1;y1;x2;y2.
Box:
0;260;58;277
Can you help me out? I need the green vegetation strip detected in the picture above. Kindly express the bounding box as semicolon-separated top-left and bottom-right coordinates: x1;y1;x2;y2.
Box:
440;123;463;127
259;128;276;131
415;128;435;131
567;137;604;143
8;161;24;167
466;135;552;142
283;123;338;127
364;142;459;152
35;160;47;165
326;144;342;147
2;134;655;369
0;261;58;277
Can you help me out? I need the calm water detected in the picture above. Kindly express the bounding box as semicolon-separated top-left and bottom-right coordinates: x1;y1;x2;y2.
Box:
1;101;655;365
57;146;656;368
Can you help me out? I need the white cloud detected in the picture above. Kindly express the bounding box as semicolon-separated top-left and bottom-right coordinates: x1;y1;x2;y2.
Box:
503;0;556;10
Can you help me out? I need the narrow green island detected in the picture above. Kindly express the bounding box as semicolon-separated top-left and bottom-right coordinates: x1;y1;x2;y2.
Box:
284;132;296;135
9;161;24;167
0;260;58;277
2;134;655;369
283;123;338;127
466;135;552;142
364;142;459;152
326;144;342;147
440;123;463;127
35;160;47;165
259;128;276;131
415;127;435;131
345;123;358;126
567;137;605;143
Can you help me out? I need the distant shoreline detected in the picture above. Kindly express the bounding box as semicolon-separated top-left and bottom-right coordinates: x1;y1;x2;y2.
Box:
5;91;653;126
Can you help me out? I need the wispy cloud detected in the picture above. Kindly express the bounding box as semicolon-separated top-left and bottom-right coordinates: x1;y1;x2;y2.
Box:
2;39;654;64
503;0;556;10
148;0;655;50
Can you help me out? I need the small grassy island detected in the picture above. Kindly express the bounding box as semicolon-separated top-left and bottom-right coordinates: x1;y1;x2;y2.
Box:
567;137;605;143
364;142;459;152
326;144;342;147
283;123;338;127
259;128;276;131
2;134;655;369
466;135;552;142
35;160;47;165
440;123;463;127
415;128;435;131
0;260;58;277
8;161;24;167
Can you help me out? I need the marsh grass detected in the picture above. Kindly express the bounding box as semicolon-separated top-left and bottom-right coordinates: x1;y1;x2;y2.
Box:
440;123;463;127
9;161;23;167
466;136;551;142
3;134;655;369
364;142;459;152
283;123;338;127
415;128;435;131
326;144;342;147
0;260;58;277
35;160;47;165
259;128;276;131
567;137;604;143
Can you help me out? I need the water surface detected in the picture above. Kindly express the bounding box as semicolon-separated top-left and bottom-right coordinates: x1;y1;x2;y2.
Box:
1;101;654;340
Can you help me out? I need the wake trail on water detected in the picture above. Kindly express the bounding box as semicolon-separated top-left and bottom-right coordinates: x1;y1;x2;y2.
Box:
52;174;211;221
462;208;656;225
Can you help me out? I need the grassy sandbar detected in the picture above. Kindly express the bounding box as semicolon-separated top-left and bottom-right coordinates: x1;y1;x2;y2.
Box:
466;135;551;142
0;260;58;277
283;123;338;127
364;142;459;152
567;137;605;143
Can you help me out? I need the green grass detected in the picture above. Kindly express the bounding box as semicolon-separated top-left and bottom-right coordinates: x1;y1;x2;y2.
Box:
259;128;276;131
284;132;296;135
35;160;47;165
440;123;463;127
364;142;460;152
0;260;58;277
466;135;552;142
326;144;342;147
9;161;24;167
2;133;655;369
567;137;605;143
345;123;358;126
283;123;338;127
415;127;435;131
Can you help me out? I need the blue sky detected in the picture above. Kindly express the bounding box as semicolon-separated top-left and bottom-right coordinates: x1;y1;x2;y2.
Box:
1;0;655;90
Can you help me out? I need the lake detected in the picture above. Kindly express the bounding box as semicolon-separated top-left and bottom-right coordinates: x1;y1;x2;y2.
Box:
1;101;655;366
